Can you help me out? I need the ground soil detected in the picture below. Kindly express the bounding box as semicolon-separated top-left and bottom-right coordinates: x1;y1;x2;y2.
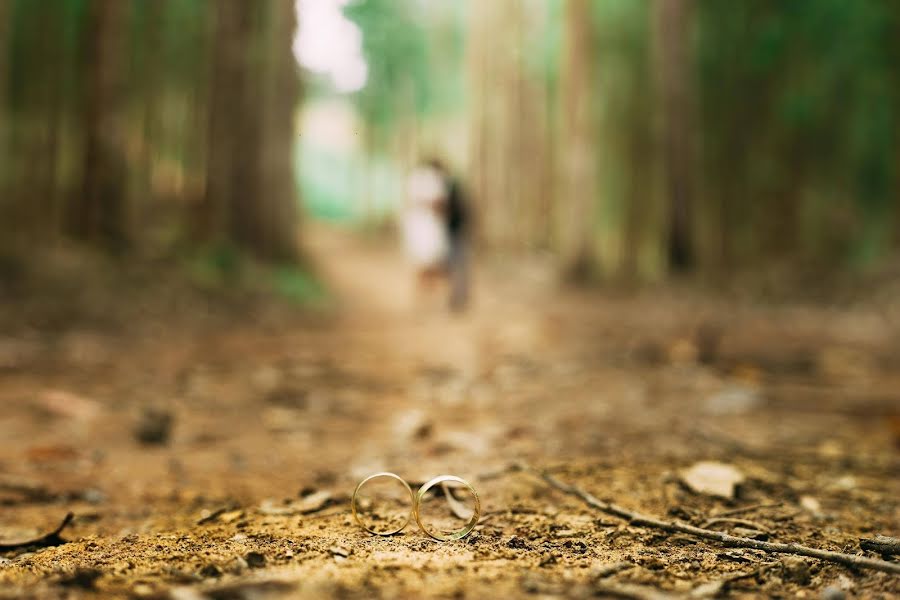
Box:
1;226;898;599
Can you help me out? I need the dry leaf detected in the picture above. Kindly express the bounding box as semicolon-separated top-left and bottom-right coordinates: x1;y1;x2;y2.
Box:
680;461;745;498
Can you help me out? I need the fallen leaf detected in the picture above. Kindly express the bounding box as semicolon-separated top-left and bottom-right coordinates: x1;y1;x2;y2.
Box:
680;461;745;499
0;512;74;550
39;390;101;421
799;495;822;516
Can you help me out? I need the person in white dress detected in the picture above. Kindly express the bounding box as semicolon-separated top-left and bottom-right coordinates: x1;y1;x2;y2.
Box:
401;159;470;311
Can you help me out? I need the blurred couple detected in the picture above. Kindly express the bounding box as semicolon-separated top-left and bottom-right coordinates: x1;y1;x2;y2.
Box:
401;158;470;313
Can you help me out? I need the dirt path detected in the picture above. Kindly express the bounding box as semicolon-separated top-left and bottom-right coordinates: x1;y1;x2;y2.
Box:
1;226;898;598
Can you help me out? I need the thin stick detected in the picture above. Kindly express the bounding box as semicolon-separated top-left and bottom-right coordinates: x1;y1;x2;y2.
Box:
518;464;900;576
860;535;900;557
701;517;770;533
713;502;783;518
0;512;74;551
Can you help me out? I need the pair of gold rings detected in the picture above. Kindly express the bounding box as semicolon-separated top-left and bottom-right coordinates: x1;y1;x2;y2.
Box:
351;472;480;541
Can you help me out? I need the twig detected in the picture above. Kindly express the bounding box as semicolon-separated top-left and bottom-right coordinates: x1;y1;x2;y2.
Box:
713;502;783;518
0;512;74;551
592;561;635;579
0;481;59;505
689;563;775;598
517;464;900;576
196;506;228;525
860;535;900;557
701;517;770;533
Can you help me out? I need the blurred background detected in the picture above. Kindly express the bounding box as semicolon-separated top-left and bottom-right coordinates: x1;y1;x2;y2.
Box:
1;2;900;597
2;0;900;285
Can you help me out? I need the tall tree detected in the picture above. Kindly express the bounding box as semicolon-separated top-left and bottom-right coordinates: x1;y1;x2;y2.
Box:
654;0;694;273
0;0;10;208
203;0;300;262
68;0;130;250
258;0;302;258
557;0;598;279
467;0;554;250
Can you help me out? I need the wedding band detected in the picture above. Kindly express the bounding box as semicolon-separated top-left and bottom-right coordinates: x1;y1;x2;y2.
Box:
351;472;414;536
414;475;481;541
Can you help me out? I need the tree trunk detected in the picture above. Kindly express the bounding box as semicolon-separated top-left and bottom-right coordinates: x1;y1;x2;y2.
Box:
258;0;301;260
69;0;129;250
203;0;300;262
0;0;10;207
654;0;694;273
466;0;552;250
557;0;598;280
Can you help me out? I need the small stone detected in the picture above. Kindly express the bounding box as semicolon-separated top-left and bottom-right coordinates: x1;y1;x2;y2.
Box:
252;366;283;393
704;385;761;416
228;556;248;574
821;587;846;600
520;573;542;594
198;564;222;579
553;529;578;538
81;488;106;504
780;557;810;585
131;584;155;597
57;568;102;589
329;546;350;558
800;496;823;517
245;552;266;568
134;407;173;445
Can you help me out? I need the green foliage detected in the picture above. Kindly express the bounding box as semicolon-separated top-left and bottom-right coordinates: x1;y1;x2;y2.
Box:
343;0;431;142
696;0;900;267
272;266;329;307
187;243;328;307
186;243;244;287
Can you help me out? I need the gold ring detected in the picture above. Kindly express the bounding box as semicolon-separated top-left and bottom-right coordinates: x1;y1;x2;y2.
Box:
351;472;415;536
414;475;480;541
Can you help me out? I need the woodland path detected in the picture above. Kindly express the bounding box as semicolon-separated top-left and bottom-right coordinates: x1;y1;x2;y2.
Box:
0;225;898;598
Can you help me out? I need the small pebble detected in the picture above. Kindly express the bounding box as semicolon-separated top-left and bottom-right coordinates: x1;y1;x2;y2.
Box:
135;407;174;445
245;551;266;568
821;587;846;600
780;557;810;585
81;488;106;504
198;564;222;579
57;568;102;589
228;556;248;574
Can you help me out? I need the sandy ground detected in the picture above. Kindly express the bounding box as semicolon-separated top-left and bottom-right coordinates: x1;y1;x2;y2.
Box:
0;225;898;599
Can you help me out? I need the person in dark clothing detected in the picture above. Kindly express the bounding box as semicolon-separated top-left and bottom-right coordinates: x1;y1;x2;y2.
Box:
427;159;470;312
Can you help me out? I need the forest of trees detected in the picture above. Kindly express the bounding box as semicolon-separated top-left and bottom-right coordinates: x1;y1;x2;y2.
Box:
2;0;900;285
0;0;301;265
338;0;900;282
